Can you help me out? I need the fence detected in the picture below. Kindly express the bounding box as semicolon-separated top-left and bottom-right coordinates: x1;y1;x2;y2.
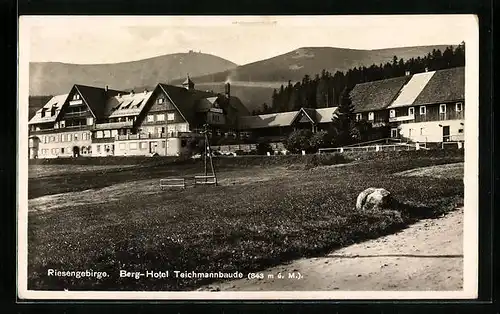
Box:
318;143;420;154
159;178;186;190
194;175;217;186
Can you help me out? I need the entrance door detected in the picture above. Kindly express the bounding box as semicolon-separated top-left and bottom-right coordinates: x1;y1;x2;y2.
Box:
72;146;80;157
391;128;398;138
442;126;450;142
150;141;158;153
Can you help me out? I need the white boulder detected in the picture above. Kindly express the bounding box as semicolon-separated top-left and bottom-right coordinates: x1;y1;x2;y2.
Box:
356;188;392;211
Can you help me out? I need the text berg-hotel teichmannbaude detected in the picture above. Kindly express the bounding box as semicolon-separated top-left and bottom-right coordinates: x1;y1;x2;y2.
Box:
119;270;244;280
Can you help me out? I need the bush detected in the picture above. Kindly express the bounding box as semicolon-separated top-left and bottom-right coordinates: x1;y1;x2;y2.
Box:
309;130;332;153
284;129;313;154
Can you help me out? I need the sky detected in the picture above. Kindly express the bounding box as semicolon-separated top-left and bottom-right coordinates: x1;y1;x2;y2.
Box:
22;15;475;65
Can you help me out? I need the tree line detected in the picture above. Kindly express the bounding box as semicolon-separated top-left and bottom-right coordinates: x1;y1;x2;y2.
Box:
253;43;465;115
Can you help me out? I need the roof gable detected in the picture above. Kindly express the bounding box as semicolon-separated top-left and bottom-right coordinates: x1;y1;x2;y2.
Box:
412;67;465;105
159;83;218;125
74;84;124;119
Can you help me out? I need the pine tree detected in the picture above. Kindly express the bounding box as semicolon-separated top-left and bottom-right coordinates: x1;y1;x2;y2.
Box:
331;88;356;146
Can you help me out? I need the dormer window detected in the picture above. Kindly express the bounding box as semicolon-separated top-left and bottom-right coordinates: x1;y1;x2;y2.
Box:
368;112;374;121
455;102;463;112
419;106;426;115
40;109;46;118
356;113;362;121
389;109;396;118
158;98;164;104
408;107;415;116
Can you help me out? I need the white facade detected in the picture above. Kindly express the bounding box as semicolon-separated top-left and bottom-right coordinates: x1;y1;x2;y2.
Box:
397;120;465;143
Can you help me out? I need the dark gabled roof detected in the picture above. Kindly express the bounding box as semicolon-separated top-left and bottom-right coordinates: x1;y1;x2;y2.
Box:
412;67;465;105
227;96;250;116
74;84;124;119
159;83;217;124
350;76;410;113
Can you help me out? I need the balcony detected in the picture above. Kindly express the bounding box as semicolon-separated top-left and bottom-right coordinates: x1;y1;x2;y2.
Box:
64;111;89;118
116;132;190;141
389;115;415;123
69;99;83;106
94;121;134;130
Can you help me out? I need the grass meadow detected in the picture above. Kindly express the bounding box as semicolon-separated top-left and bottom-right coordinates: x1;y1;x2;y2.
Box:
26;151;464;291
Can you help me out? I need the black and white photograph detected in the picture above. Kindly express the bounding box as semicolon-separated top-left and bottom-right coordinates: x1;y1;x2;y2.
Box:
17;15;479;300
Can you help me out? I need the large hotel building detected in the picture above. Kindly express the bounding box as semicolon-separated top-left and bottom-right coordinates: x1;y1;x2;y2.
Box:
28;67;464;158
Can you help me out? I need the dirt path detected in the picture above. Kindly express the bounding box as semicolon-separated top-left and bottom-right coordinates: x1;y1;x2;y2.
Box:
202;207;463;291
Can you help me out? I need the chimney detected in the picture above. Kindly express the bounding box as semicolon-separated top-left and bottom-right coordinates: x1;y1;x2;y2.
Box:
424;67;429;72
130;90;135;96
225;82;231;98
105;85;109;92
405;70;410;76
143;89;148;94
118;93;121;98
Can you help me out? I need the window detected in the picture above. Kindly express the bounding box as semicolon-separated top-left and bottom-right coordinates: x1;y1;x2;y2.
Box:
66;134;72;142
167;113;175;121
96;131;103;139
356;113;362;121
82;133;87;141
111;130;118;137
96;145;101;152
74;133;78;141
419;106;426;115
181;140;187;147
368;112;374;121
61;148;65;154
119;143;126;150
87;117;94;125
129;143;138;150
455;102;463;112
147;115;154;122
40;109;46;118
103;130;111;138
158;98;164;104
55;135;60;143
409;129;413;137
391;128;398;138
60;120;65;128
420;128;425;135
408;107;415;116
389;110;396;118
140;142;147;149
73;94;80;100
439;104;447;114
156;114;165;121
458;129;464;133
161;141;165;148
